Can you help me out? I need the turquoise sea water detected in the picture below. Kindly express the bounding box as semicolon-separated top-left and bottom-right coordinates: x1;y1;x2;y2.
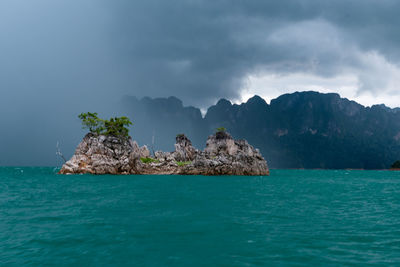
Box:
1;168;400;266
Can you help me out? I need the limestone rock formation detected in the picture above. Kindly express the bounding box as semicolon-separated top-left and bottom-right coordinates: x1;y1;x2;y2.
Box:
173;134;197;161
59;133;145;175
194;131;268;175
59;132;269;176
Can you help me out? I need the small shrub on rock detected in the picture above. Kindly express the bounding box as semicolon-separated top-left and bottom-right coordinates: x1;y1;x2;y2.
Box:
216;127;226;133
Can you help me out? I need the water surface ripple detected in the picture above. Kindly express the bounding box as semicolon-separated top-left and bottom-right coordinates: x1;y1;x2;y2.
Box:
1;168;400;266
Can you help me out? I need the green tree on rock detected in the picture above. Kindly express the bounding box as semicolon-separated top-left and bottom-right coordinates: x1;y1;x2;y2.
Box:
104;116;132;137
78;112;132;137
78;112;104;134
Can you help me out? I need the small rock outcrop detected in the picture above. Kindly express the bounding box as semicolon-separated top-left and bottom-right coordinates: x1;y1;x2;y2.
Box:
391;160;400;170
59;132;269;176
173;134;197;161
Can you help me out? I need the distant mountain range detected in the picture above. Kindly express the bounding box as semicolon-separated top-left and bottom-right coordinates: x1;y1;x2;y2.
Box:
121;91;400;169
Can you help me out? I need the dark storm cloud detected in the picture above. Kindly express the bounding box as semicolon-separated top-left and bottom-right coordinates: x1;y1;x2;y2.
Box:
0;0;399;165
103;0;400;105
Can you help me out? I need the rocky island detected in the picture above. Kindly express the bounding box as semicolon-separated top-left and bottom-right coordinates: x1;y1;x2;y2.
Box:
59;113;269;176
391;160;400;170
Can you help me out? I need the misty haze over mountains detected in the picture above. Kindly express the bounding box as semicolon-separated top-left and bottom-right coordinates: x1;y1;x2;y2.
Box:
121;91;400;169
1;91;399;169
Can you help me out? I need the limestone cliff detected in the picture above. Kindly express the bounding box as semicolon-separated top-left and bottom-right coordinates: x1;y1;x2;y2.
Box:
59;131;269;176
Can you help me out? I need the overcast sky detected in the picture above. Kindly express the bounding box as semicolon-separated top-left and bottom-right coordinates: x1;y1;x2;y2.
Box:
1;0;400;108
1;0;400;165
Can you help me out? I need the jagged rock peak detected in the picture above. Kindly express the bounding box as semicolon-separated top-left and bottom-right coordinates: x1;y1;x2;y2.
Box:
246;95;268;106
174;134;197;161
197;130;269;175
176;133;193;146
216;98;232;107
59;133;149;175
215;130;233;140
59;133;135;175
205;131;236;156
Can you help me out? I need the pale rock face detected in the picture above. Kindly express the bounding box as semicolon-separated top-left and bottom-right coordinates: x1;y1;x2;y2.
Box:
59;133;133;175
190;132;268;176
154;151;173;162
173;134;197;161
139;145;150;158
59;132;269;176
129;141;141;163
205;131;237;156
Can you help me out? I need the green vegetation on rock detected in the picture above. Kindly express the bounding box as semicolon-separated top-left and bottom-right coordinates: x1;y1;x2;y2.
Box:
176;161;192;167
104;117;132;137
79;112;132;137
78;112;104;135
140;157;160;164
